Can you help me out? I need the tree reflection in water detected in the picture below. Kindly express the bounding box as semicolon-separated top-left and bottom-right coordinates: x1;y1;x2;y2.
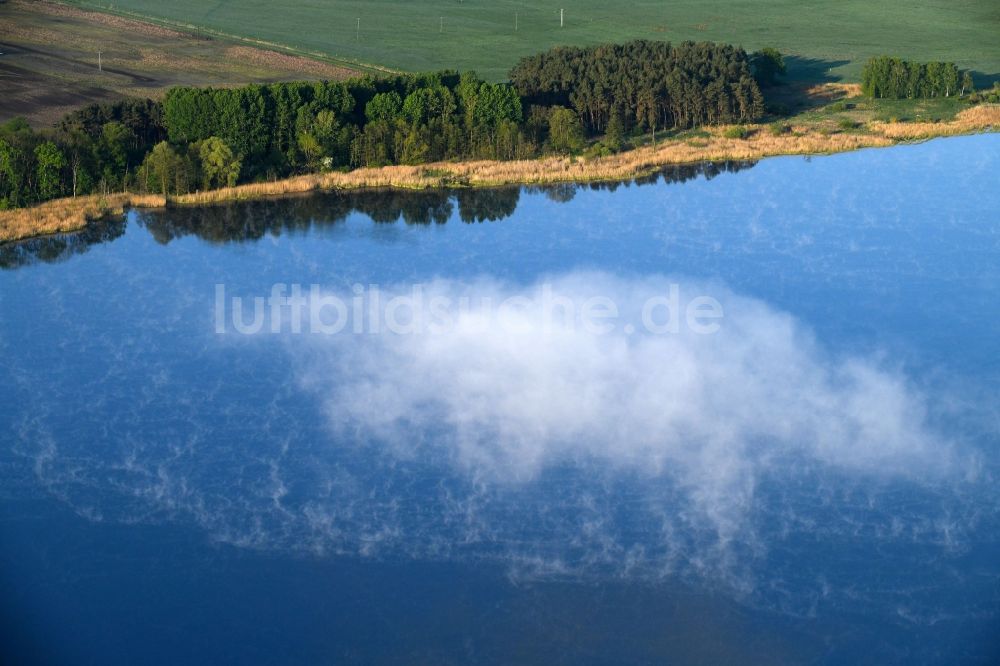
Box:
0;160;754;267
0;216;127;270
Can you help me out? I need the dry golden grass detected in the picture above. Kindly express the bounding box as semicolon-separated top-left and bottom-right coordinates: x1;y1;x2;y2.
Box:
804;82;863;101
4;105;997;244
957;104;1000;124
874;104;1000;138
0;194;164;243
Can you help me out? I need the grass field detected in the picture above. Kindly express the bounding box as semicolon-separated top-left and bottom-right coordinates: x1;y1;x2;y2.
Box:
0;0;359;127
59;0;1000;83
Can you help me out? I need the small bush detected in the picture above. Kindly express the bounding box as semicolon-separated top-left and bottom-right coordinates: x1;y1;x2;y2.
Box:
837;118;858;131
723;125;750;139
584;143;613;159
768;122;790;136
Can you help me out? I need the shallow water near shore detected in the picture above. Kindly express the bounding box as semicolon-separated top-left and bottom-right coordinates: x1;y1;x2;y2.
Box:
1;135;999;664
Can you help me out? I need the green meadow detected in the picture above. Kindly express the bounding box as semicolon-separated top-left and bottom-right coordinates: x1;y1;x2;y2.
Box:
65;0;1000;82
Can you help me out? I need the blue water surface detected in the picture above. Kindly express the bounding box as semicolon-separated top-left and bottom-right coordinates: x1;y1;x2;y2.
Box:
1;135;998;664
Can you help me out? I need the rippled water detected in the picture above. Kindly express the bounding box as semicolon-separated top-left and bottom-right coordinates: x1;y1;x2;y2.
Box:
2;136;998;664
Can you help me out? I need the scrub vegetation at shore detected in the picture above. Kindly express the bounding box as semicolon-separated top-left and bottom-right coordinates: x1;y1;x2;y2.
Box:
2;101;996;244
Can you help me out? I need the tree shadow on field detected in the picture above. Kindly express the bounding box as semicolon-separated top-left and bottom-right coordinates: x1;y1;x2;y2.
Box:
757;56;853;116
782;56;850;83
969;70;1000;88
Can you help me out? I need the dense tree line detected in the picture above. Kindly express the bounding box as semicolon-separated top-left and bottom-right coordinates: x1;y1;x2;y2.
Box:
861;56;973;99
0;99;166;208
510;40;764;134
160;71;535;179
2;40;763;211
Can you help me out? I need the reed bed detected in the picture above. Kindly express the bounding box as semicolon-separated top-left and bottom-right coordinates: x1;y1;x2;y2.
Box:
875;103;1000;139
5;105;998;244
0;194;164;243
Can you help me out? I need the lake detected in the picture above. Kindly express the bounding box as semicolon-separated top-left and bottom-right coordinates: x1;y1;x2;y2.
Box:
1;135;998;664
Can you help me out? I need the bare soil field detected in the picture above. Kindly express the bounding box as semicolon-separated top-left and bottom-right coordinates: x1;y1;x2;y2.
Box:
0;0;359;127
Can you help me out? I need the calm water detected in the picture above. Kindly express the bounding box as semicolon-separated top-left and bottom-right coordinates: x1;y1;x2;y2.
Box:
2;135;999;664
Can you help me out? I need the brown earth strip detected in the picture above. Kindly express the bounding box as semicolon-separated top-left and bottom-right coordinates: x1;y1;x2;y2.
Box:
0;0;359;127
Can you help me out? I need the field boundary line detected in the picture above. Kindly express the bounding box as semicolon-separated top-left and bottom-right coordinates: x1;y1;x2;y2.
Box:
51;0;399;77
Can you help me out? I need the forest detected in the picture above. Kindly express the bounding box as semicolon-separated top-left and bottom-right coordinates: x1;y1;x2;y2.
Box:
1;40;765;209
861;56;973;99
510;40;764;133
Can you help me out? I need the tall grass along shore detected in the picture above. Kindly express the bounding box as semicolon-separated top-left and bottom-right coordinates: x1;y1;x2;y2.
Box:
2;104;997;244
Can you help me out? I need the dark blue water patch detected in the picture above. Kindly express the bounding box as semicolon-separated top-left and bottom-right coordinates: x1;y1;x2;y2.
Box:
2;497;829;666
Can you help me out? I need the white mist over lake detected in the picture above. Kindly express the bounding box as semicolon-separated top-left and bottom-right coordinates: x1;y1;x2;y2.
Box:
290;273;974;566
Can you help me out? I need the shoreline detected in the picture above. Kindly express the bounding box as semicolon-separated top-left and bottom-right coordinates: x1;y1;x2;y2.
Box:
2;104;997;244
